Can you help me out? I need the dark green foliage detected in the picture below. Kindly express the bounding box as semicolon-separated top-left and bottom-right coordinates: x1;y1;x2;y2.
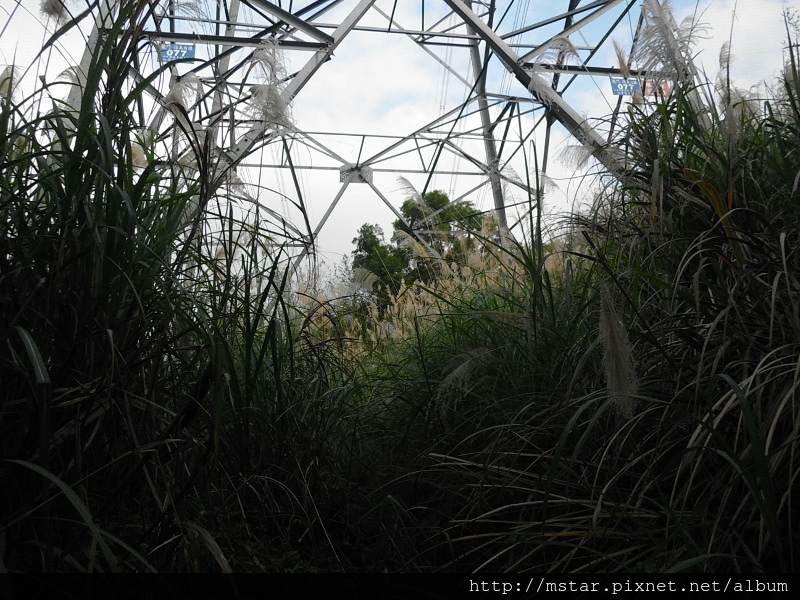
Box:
350;223;410;313
394;189;481;249
2;1;799;575
349;190;484;311
0;1;355;573
394;189;485;278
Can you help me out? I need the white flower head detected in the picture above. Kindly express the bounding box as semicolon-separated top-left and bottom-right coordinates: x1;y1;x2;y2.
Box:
40;0;71;25
248;83;292;128
251;38;286;82
165;73;203;111
1;65;21;100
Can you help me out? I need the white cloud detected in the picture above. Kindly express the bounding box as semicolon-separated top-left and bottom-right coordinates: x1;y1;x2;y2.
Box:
293;31;440;133
683;0;794;89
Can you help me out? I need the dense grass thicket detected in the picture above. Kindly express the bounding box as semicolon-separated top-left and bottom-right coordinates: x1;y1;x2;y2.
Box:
1;0;798;572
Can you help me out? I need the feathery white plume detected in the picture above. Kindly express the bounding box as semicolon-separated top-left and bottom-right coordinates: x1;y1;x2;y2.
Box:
527;35;581;104
0;66;20;99
392;228;432;258
535;35;581;66
131;141;147;168
634;0;706;87
251;38;286;82
527;71;558;107
433;347;494;411
56;65;83;83
613;40;631;79
248;84;291;128
171;0;207;20
719;40;733;73
348;268;380;295
397;176;423;202
165;73;202;111
558;144;595;170
245;39;292;128
40;0;70;25
130;129;155;169
599;283;638;420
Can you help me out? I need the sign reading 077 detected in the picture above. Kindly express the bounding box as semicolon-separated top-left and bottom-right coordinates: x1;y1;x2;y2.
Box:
160;43;196;63
609;77;641;96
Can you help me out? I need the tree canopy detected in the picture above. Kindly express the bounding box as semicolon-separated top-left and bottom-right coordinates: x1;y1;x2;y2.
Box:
350;189;487;312
351;223;411;314
394;190;485;268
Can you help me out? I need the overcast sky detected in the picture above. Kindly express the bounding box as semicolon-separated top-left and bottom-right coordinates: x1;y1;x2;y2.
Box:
2;0;798;265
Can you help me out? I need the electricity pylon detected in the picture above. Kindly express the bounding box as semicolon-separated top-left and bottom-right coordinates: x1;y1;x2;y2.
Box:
70;0;650;257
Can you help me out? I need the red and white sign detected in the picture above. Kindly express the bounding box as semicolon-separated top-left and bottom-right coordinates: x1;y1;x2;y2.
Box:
644;80;672;97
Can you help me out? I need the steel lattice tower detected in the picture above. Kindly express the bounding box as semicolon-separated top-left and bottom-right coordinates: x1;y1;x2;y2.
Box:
71;0;651;260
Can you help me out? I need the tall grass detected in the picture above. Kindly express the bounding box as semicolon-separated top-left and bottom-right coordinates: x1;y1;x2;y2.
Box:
2;0;798;574
321;3;800;573
0;0;354;572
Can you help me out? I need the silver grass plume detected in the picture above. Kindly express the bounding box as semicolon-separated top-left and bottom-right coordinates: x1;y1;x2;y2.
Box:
395;176;437;226
130;140;147;169
248;84;291;128
714;41;757;143
393;229;436;259
532;35;581;67
550;35;580;64
251;38;287;81
40;0;70;25
526;71;557;107
165;74;206;150
613;40;631;79
171;0;207;20
397;176;423;203
527;36;580;106
347;268;380;295
393;177;448;264
599;283;638;420
558;144;595;170
433;347;494;413
247;39;292;128
131;129;155;169
715;41;734;103
392;228;450;278
165;73;202;112
536;171;558;194
0;66;20;100
634;0;705;88
719;40;733;72
426;347;495;426
56;65;82;83
501;165;523;185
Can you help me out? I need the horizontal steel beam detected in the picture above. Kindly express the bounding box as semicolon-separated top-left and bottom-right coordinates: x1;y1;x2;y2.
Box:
144;30;326;50
238;163;496;176
526;63;645;76
244;0;334;44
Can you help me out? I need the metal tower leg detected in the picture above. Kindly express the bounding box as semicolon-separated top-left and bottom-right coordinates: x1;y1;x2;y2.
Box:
466;0;509;238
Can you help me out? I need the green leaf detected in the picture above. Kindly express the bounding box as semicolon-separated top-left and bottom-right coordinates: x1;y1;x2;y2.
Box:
14;327;50;385
5;460;119;572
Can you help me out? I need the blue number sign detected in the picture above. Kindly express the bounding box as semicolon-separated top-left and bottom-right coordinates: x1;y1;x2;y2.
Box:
161;43;196;63
609;77;641;96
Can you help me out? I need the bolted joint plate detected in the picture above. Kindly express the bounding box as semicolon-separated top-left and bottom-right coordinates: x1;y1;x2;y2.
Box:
339;163;373;184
